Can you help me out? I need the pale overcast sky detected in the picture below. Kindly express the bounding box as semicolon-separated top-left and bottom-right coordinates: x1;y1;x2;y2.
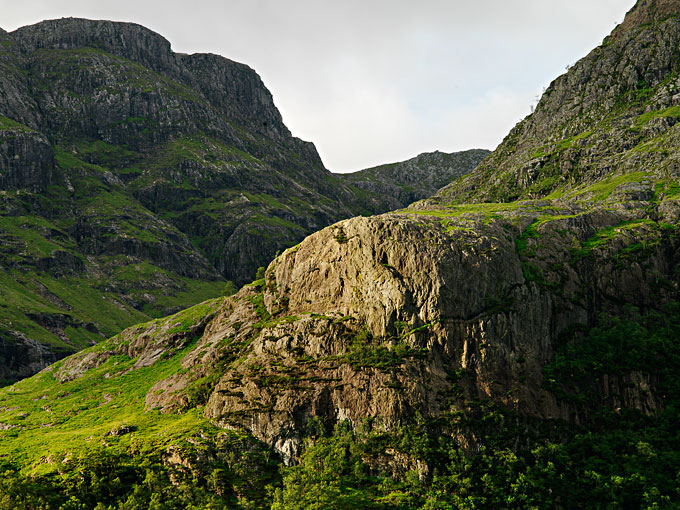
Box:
1;0;634;172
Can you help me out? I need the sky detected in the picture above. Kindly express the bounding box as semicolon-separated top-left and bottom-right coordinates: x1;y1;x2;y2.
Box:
1;0;635;172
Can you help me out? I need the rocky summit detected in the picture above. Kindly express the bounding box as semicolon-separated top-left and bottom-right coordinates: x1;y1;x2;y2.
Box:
1;1;680;508
340;149;491;212
0;18;486;384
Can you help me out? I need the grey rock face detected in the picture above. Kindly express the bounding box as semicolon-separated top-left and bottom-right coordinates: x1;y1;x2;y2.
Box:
180;53;291;143
340;149;490;211
12;18;181;77
57;196;678;462
0;129;53;191
0;32;40;129
0;331;62;382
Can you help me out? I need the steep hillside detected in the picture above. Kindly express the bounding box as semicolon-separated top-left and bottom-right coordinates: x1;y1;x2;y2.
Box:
0;19;486;384
430;0;680;205
2;1;680;508
339;149;490;211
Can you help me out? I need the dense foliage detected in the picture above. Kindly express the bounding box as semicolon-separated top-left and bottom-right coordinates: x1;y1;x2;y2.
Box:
0;444;278;510
1;305;678;509
0;449;230;509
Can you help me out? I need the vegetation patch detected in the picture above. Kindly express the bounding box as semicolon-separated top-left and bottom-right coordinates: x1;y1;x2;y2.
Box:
570;219;659;262
567;171;652;203
0;115;33;132
544;302;680;404
633;105;680;128
336;330;428;371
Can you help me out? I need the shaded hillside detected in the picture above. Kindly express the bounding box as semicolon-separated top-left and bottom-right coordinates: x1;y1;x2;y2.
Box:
339;149;490;211
2;1;680;508
0;18;483;383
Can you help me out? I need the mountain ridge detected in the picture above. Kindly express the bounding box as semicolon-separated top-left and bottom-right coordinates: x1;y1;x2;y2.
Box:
429;0;680;206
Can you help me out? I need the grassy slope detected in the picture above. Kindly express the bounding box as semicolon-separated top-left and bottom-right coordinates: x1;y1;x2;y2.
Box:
0;299;224;472
1;195;680;508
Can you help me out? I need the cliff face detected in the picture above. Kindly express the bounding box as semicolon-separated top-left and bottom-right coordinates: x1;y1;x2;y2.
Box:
34;186;679;467
3;3;680;506
0;18;486;383
108;198;675;461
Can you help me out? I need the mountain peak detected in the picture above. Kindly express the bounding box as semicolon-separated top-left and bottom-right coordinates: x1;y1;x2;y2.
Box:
11;18;179;76
614;0;680;40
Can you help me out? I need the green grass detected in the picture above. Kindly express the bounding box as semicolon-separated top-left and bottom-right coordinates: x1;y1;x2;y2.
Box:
36;274;148;338
72;139;141;169
160;297;222;334
655;180;680;199
0;139;231;359
553;130;594;152
0;115;33;132
571;219;657;262
634;105;680;128
406;202;524;225
567;171;652;203
0;215;77;258
0;297;225;475
243;192;287;210
0;269;149;350
0;248;224;352
247;213;306;234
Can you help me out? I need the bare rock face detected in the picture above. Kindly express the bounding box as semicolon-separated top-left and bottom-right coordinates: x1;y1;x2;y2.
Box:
179;53;292;144
2;17;483;384
614;0;680;41
12;18;181;77
0;332;62;382
0;128;53;191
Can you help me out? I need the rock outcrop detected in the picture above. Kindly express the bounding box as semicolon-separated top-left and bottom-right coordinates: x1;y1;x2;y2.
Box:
1;2;680;506
44;191;679;462
0;127;54;191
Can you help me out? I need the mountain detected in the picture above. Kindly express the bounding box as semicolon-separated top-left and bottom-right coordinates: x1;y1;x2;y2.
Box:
430;0;680;205
3;2;680;508
0;18;487;384
339;149;490;211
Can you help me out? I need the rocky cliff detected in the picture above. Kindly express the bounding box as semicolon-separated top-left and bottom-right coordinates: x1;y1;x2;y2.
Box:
0;18;485;383
39;192;678;463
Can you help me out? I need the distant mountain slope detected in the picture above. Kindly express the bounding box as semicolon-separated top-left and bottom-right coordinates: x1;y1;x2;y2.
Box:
0;18;482;384
338;149;490;211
